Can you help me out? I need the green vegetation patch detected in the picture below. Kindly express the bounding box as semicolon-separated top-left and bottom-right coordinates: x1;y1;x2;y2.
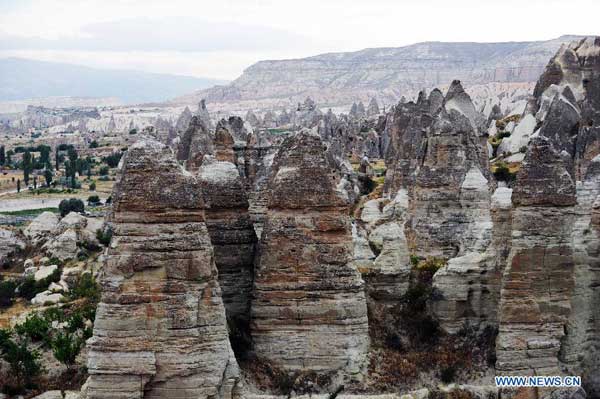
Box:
0;207;58;217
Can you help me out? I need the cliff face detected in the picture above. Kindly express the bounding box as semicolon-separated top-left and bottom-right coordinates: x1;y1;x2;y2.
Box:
175;36;585;109
496;136;577;375
251;131;370;375
199;157;257;351
84;139;240;399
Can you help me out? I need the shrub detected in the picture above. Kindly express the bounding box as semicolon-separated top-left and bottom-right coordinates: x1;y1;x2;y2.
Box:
440;365;457;383
14;314;50;344
16;277;38;300
409;254;422;267
89;181;96;191
416;257;446;272
493;162;516;183
0;337;43;390
66;312;85;333
48;257;62;267
42;307;65;323
69;273;100;302
0;280;17;308
17;268;61;300
519;145;528;153
87;195;100;205
0;329;12;347
98;166;110;176
96;227;113;246
79;301;97;323
59;198;85;217
51;331;83;368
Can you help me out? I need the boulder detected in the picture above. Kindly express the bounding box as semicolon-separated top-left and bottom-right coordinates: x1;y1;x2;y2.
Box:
31;291;64;306
24;211;59;246
34;264;58;281
43;228;78;261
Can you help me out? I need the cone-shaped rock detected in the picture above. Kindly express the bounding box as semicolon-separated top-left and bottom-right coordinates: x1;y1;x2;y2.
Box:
251;131;369;375
84;139;240;399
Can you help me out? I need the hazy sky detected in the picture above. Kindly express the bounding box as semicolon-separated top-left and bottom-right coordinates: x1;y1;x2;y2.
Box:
0;0;598;80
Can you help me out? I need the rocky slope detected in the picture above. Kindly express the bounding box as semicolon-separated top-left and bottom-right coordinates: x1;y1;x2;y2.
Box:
175;36;585;110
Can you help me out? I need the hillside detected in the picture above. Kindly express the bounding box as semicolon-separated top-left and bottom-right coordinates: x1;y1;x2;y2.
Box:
174;35;585;109
0;57;227;104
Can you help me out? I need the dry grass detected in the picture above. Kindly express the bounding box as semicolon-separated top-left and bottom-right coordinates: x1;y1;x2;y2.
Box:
0;170;24;194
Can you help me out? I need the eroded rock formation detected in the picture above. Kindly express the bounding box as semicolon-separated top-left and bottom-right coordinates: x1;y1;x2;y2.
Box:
198;156;257;349
84;139;240;399
496;137;577;376
176;116;214;171
251;131;370;376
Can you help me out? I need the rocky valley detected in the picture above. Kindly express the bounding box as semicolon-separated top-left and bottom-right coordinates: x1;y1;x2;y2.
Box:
0;29;600;399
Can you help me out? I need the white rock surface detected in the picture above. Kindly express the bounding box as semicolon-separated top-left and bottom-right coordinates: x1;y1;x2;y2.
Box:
32;391;64;399
497;114;536;155
34;264;58;281
31;291;64;305
24;211;59;245
43;228;78;261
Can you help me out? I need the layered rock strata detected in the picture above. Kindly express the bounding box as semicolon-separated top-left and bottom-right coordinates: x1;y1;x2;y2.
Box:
251;131;370;375
84;140;240;399
496;137;577;376
198;156;257;345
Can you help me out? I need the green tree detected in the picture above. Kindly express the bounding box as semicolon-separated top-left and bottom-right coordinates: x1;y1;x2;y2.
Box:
102;152;122;168
38;145;51;166
67;147;78;164
22;151;32;186
6;150;13;165
0;145;5;165
51;331;83;369
16;179;20;193
44;169;53;187
59;198;85;217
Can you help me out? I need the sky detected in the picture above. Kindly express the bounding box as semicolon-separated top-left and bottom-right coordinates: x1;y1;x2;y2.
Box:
0;0;599;80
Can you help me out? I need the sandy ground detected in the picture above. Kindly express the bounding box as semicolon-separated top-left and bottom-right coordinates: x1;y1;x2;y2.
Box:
0;195;109;212
0;178;113;212
0;197;65;212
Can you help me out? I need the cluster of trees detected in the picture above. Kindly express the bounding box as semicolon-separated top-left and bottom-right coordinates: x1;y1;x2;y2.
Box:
1;142;124;192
